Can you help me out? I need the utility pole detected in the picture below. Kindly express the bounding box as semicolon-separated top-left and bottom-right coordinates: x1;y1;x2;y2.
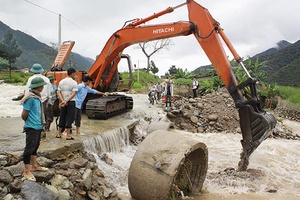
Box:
58;14;62;49
137;60;140;82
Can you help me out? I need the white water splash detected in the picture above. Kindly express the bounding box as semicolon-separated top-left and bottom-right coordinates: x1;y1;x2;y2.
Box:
0;84;24;118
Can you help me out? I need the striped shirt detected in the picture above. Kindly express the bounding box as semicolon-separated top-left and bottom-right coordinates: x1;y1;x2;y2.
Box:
57;77;78;101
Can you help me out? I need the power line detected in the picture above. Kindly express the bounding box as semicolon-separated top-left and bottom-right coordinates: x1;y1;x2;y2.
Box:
24;0;98;41
24;0;59;15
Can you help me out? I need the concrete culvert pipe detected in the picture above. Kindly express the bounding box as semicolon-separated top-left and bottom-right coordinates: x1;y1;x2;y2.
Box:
128;130;208;200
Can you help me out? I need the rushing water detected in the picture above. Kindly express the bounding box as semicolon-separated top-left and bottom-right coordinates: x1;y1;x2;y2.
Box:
1;83;299;199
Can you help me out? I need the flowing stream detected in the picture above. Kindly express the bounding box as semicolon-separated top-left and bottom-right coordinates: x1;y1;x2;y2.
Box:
0;83;299;199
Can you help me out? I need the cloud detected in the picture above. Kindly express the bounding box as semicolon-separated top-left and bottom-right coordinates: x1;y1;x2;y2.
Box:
1;0;299;75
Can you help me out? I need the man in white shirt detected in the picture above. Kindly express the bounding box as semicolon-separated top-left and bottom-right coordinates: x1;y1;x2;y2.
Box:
56;68;78;140
192;77;199;98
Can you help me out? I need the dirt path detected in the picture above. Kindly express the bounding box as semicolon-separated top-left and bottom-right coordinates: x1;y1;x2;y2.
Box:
282;119;300;135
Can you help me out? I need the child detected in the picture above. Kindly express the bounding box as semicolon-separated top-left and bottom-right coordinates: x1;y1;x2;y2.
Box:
21;77;49;181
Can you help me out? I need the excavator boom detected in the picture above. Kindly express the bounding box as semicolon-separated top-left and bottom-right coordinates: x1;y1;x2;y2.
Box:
88;0;276;171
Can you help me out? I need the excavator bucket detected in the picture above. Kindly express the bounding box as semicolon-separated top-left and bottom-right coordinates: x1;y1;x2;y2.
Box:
238;105;277;170
233;78;277;171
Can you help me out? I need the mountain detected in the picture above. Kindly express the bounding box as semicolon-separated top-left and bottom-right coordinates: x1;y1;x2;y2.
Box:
0;21;93;71
253;40;292;58
253;40;300;87
192;40;300;87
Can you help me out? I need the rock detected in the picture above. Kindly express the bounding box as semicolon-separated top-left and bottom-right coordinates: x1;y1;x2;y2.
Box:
100;153;113;165
0;170;13;184
82;169;93;190
3;194;14;200
69;158;88;169
58;189;70;200
21;180;59;200
51;174;73;190
190;115;199;124
208;114;218;121
9;179;22;193
0;155;8;166
5;162;23;177
166;112;177;119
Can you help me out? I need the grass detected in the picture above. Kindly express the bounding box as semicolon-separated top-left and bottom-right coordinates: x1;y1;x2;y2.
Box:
276;86;300;108
0;71;31;85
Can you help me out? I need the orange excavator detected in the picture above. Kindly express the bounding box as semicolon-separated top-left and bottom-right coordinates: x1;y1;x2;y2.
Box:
50;0;276;172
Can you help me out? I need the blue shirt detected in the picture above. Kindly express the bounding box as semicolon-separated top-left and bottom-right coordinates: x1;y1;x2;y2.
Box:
75;83;97;109
48;84;57;105
23;98;43;130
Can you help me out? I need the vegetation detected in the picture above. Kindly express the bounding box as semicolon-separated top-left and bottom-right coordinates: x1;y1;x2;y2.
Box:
0;71;31;85
0;31;23;78
253;40;300;87
276;86;300;106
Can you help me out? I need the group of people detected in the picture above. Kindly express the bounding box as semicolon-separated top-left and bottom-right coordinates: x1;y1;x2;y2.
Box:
20;63;106;181
148;80;174;107
148;76;199;108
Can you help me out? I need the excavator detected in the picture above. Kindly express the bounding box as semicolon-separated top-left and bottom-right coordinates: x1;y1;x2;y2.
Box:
49;0;277;197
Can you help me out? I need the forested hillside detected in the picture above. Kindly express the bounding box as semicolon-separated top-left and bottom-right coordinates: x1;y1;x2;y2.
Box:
0;21;93;71
253;40;300;87
192;40;300;87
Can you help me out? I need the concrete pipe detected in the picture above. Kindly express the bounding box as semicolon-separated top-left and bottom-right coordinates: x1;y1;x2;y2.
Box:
128;130;208;200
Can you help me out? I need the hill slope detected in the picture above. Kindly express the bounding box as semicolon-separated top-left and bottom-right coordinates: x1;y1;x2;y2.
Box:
0;21;93;71
253;40;300;87
191;40;300;87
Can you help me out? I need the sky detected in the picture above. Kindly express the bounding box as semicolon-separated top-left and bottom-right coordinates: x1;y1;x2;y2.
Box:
0;0;299;75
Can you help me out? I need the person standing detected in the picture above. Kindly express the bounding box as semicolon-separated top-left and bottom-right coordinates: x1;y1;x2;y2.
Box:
44;75;57;131
21;77;49;181
192;77;199;98
165;80;173;108
148;82;157;104
25;63;51;139
74;76;107;135
156;82;163;101
56;68;78;140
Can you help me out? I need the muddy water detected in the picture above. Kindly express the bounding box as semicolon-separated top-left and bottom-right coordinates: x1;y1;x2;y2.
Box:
1;83;300;199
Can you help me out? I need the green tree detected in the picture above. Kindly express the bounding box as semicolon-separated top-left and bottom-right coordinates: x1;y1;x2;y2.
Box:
167;65;178;76
0;31;23;78
150;60;159;74
174;68;190;78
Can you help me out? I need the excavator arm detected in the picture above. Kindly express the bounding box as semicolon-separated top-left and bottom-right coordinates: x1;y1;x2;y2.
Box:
89;0;276;170
51;41;75;71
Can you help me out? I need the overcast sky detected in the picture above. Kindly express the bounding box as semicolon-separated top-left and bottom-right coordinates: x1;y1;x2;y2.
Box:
1;0;299;75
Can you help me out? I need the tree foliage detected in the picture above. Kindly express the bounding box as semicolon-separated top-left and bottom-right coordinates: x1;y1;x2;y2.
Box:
167;65;178;76
0;30;22;78
150;60;159;74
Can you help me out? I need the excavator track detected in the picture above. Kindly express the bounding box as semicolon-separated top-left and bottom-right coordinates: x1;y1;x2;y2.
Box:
85;94;133;119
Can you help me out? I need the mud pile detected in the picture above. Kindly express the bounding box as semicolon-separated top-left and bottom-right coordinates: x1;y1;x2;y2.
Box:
164;87;300;140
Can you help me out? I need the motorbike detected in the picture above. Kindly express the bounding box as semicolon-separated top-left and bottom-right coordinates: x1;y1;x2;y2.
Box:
148;90;157;105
